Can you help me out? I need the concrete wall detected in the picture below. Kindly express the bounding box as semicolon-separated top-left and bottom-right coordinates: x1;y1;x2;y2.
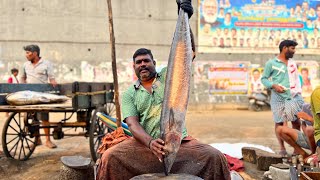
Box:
1;0;319;107
0;0;182;63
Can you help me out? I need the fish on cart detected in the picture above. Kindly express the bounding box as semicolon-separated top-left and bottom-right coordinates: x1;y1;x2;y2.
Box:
6;90;69;105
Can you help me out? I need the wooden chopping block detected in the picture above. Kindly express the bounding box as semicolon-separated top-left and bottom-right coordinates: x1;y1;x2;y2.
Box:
242;147;257;164
242;147;283;171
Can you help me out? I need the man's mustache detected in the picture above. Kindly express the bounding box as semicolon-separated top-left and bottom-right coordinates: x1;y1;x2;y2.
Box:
139;67;149;73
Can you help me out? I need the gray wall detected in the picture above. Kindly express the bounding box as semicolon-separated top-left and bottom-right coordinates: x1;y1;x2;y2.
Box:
1;0;319;107
0;0;183;64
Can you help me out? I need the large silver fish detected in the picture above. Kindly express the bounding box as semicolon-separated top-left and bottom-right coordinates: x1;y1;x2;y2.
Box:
160;8;193;175
6;90;69;105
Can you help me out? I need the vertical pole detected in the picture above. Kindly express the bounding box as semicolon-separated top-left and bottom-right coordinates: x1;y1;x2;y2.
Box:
107;0;121;127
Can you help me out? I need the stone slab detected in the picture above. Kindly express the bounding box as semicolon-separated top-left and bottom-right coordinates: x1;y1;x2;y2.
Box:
269;166;290;180
130;173;203;180
60;156;91;170
271;163;289;169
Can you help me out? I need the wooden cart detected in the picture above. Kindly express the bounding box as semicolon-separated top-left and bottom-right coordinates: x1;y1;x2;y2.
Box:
0;82;115;161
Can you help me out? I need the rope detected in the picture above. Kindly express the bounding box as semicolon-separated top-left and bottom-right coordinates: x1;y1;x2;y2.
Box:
66;90;113;98
1;90;113;98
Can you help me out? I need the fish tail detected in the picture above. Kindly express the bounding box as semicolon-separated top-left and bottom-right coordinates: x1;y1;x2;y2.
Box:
163;156;169;176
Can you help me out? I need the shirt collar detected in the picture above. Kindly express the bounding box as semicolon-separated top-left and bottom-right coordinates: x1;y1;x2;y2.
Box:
275;57;292;63
28;58;43;66
134;73;161;90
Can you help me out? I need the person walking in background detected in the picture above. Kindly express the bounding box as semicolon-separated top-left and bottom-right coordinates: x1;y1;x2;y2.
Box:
261;40;304;156
6;68;19;117
7;68;19;84
21;44;57;149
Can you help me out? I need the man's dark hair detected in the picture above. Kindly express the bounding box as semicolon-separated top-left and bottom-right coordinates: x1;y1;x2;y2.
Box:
133;48;153;61
279;40;298;52
301;67;309;73
23;44;40;56
253;69;260;73
11;68;18;74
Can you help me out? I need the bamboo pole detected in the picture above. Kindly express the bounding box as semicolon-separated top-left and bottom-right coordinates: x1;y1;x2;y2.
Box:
107;0;121;127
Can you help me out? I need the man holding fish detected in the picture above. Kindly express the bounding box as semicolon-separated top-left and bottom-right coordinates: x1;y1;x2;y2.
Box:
21;44;58;149
97;1;230;179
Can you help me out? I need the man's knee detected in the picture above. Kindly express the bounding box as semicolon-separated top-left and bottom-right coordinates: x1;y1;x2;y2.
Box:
100;149;117;163
275;122;284;131
206;146;227;163
276;125;284;135
305;126;314;137
276;126;294;138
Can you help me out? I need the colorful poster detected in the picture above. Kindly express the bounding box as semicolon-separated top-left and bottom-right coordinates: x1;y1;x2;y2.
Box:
206;61;250;94
248;67;264;95
296;60;319;98
198;0;320;54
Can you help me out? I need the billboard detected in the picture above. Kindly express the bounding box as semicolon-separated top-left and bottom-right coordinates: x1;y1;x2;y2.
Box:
198;0;320;54
194;61;250;95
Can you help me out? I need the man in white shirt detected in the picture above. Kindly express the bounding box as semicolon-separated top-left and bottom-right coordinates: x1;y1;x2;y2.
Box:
21;44;57;148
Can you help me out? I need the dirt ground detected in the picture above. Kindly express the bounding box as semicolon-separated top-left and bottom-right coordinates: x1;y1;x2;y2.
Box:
0;109;288;180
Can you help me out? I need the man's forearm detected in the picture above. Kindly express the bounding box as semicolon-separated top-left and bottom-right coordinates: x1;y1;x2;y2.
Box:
306;115;314;123
127;120;153;148
261;77;273;89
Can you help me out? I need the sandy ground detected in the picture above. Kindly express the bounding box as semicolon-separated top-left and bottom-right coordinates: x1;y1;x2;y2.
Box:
0;109;290;180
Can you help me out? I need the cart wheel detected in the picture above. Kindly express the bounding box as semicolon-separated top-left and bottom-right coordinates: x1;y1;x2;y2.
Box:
89;108;109;162
2;112;39;160
104;102;116;117
253;104;262;112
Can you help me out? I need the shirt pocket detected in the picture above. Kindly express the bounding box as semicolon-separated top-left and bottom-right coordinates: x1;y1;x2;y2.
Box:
153;94;163;105
136;92;151;112
153;88;164;105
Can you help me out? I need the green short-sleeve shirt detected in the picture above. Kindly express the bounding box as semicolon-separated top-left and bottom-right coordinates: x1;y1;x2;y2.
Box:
311;87;320;143
121;67;188;139
261;58;292;100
